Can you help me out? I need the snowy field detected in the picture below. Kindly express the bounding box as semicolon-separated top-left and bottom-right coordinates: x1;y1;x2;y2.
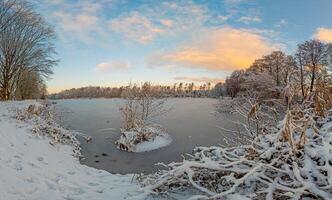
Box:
0;101;150;200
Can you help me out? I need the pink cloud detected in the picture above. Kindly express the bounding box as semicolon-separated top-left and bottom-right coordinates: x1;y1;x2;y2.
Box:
96;61;130;72
54;12;98;32
160;19;173;27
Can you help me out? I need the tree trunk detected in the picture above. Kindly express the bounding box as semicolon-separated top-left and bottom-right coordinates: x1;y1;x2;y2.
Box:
276;64;280;86
2;83;10;100
300;66;305;100
310;63;316;92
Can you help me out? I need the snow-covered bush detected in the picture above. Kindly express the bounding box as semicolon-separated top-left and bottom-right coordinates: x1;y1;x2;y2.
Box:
116;83;171;152
140;109;332;199
15;101;85;157
116;126;171;152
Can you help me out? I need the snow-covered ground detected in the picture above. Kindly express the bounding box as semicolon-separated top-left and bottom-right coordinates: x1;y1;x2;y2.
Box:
0;101;149;200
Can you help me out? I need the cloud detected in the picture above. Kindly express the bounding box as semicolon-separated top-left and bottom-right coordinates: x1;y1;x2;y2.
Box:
41;0;109;45
237;16;261;24
147;27;278;71
275;19;288;28
109;1;208;44
54;12;98;33
216;15;229;23
160;19;173;27
110;12;164;44
40;0;231;47
314;27;332;43
174;76;223;84
224;0;246;4
96;61;131;72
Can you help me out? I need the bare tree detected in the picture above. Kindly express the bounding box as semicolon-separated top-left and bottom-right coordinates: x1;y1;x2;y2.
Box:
0;0;26;32
264;51;284;86
120;83;168;130
15;69;46;100
297;40;331;93
0;0;57;100
225;70;245;98
295;46;307;100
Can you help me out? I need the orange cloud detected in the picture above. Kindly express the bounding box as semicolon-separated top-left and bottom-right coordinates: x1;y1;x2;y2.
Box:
174;76;223;84
148;27;277;71
314;28;332;43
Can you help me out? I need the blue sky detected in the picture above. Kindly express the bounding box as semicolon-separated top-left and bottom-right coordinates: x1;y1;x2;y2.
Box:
31;0;332;93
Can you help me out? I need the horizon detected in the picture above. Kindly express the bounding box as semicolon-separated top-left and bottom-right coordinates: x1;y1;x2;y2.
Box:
30;0;332;93
48;81;222;94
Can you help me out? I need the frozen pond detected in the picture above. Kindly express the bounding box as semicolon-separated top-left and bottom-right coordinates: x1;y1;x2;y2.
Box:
55;98;241;174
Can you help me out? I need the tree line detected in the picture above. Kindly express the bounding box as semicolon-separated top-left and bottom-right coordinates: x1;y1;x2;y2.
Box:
0;0;56;100
224;40;332;100
48;82;225;99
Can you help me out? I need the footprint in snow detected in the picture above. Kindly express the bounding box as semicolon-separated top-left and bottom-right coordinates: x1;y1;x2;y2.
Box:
45;180;56;190
27;162;39;168
37;157;48;165
37;157;44;161
24;177;35;183
68;171;75;175
96;189;104;193
73;188;86;195
88;182;99;187
14;163;23;171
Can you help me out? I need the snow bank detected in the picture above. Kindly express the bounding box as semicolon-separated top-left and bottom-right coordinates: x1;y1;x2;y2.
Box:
116;126;172;152
140;111;332;199
0;101;147;200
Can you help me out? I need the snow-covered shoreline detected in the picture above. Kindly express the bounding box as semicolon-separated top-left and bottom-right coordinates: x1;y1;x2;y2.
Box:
0;101;147;200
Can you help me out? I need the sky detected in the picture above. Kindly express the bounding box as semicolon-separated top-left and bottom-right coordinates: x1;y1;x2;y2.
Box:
30;0;332;93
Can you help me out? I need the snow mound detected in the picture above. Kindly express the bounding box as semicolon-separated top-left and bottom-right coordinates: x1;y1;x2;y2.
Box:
116;126;172;152
134;134;172;152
